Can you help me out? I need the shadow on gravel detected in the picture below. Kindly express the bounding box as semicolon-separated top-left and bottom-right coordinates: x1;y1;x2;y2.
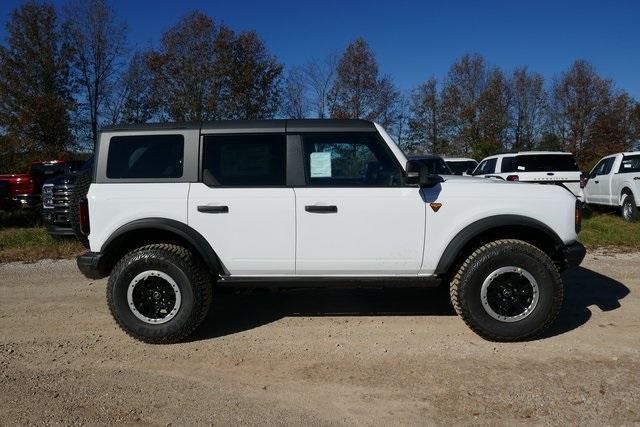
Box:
192;286;454;340
191;266;630;341
542;266;630;338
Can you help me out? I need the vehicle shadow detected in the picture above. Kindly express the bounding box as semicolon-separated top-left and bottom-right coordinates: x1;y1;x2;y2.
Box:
191;267;629;341
542;266;630;338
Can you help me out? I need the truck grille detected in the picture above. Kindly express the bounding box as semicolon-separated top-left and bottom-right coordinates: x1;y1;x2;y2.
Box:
51;184;74;208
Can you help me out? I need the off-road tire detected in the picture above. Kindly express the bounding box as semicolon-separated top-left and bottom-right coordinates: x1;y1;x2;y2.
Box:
621;193;639;222
449;239;562;342
107;244;213;344
70;170;91;248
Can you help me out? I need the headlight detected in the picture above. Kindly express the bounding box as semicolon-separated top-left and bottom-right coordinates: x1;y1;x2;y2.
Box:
42;185;54;208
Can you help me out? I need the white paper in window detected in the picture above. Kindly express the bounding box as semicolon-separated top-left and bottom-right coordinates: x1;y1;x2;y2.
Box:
310;152;332;177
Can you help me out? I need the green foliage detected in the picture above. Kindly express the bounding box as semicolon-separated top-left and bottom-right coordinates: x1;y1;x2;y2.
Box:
580;213;640;249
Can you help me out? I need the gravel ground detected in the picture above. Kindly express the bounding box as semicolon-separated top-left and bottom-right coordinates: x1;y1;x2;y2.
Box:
0;250;638;425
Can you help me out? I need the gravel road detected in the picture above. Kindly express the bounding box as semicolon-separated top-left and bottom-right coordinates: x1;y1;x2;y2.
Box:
1;250;638;425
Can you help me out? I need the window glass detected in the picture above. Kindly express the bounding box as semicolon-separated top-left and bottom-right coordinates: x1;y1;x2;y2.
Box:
590;157;615;177
515;154;579;172
302;133;403;186
473;158;497;175
500;156;517;173
202;134;286;186
446;160;476;175
619;155;640;173
411;157;452;175
107;135;184;179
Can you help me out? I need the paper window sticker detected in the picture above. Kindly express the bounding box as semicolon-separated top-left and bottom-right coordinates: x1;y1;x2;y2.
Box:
310;152;332;177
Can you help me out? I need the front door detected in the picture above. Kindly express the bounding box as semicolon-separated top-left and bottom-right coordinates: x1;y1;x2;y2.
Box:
293;132;426;275
188;133;295;276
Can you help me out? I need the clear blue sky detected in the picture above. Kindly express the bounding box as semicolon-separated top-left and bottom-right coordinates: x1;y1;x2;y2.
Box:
1;0;639;98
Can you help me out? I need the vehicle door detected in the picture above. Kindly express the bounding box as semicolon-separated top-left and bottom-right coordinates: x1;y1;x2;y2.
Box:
585;157;616;204
293;132;425;275
188;133;295;276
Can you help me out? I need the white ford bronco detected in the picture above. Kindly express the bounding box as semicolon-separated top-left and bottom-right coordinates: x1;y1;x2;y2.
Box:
584;152;640;221
75;120;585;343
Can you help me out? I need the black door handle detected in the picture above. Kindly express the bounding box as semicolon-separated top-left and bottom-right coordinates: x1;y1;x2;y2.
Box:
547;172;555;176
305;205;338;213
197;205;229;214
594;180;599;184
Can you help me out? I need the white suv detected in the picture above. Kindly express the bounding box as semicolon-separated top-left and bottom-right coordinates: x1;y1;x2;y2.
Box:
584;152;640;221
472;152;584;199
75;120;585;343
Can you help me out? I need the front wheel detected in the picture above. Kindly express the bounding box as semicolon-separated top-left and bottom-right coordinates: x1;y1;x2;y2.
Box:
621;194;639;222
449;239;562;341
107;244;212;343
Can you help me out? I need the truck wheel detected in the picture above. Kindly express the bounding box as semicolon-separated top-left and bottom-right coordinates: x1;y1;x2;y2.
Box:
70;171;91;248
107;244;213;344
449;239;562;342
621;194;639;222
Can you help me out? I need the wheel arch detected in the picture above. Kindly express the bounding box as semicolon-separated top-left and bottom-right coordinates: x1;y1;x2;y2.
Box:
434;215;565;276
100;218;224;277
620;186;635;205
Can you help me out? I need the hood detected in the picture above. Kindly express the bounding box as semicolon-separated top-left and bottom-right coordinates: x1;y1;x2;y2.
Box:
44;172;78;186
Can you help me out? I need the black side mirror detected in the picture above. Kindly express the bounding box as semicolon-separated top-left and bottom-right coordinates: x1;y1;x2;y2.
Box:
406;160;444;188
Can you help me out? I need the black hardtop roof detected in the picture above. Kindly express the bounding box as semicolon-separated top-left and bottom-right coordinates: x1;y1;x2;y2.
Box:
100;119;376;133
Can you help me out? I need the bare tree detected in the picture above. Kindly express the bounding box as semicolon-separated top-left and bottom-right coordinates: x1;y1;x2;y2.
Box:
408;77;443;153
510;68;547;151
107;52;155;124
476;68;512;158
281;66;309;119
64;0;127;149
302;54;338;118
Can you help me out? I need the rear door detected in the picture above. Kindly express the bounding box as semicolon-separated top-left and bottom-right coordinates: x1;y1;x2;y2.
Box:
188;133;295;276
293;132;425;275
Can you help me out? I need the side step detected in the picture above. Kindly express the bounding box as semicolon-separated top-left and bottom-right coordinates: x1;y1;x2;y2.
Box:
216;276;441;289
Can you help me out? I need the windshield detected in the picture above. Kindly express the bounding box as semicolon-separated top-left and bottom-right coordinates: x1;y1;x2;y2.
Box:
414;157;453;175
447;160;477;175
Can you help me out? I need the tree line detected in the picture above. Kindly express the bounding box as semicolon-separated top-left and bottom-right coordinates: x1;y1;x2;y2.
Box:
1;0;638;173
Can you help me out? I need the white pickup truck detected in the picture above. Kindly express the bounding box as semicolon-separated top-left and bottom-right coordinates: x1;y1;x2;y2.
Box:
74;120;585;344
584;152;640;221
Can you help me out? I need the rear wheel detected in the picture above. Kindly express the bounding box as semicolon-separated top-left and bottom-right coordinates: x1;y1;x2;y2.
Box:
107;244;212;343
621;193;639;222
449;239;562;341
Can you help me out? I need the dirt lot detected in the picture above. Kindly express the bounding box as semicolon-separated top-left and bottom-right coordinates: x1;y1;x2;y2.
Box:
1;250;639;425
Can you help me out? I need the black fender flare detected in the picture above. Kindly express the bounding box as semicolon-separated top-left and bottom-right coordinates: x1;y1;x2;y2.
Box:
101;218;223;274
434;215;564;275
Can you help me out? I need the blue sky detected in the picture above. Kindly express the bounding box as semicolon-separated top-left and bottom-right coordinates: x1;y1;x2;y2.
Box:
1;0;639;98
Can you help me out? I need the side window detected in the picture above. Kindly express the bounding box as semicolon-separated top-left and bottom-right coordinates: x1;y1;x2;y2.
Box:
601;158;615;175
500;156;516;173
619;155;640;173
106;135;184;179
302;133;403;187
202;134;286;186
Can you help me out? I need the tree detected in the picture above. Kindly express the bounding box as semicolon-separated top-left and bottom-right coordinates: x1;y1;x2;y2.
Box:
476;68;511;158
330;38;400;125
64;0;127;149
146;12;282;122
510;68;546;151
0;0;73;167
302;54;338;118
107;52;155;125
281;66;309;119
408;77;444;153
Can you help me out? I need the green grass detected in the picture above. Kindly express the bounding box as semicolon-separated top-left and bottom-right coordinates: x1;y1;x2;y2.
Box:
0;227;84;263
580;212;640;250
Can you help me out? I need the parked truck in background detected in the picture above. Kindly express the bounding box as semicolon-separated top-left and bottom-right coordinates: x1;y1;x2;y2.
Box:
584;152;640;221
0;160;70;209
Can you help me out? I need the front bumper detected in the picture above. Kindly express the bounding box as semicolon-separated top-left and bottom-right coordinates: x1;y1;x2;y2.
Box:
77;252;107;280
42;208;74;235
562;241;586;269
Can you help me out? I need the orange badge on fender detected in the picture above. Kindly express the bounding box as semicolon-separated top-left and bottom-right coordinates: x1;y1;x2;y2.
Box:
430;203;442;212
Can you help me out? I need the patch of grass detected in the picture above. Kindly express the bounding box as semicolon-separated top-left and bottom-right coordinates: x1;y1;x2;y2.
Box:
580;213;640;250
0;209;41;229
0;227;83;263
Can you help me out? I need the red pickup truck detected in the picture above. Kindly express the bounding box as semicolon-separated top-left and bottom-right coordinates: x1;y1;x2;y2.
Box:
0;160;69;209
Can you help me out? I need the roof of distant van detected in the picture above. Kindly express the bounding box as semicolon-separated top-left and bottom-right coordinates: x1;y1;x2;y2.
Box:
100;119;377;133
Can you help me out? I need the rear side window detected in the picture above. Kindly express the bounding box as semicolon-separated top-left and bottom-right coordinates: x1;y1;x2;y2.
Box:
515;154;579;172
500;156;517;173
447;160;477;175
202;134;286;186
107;135;184;179
619;155;640;173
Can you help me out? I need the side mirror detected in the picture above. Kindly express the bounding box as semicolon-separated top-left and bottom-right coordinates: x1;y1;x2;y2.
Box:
406;160;444;188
